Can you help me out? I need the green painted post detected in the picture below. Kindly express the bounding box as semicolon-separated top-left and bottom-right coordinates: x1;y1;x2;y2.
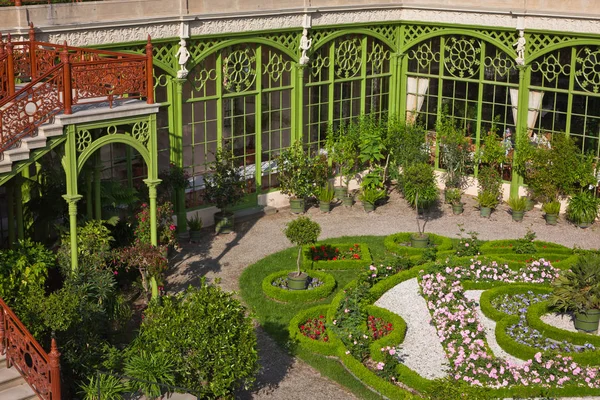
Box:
173;78;187;234
94;153;102;220
6;180;15;248
144;178;161;299
295;65;305;142
511;64;531;198
85;166;93;219
396;52;407;122
255;46;263;190
63;126;81;272
63;194;82;271
360;36;368;113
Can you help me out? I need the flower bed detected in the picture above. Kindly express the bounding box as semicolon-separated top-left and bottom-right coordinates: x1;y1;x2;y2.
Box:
289;305;341;356
299;314;329;341
261;270;336;302
419;266;600;392
303;243;372;270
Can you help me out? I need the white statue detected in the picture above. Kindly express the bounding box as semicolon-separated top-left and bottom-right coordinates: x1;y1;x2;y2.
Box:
299;28;312;65
175;38;191;78
514;30;526;66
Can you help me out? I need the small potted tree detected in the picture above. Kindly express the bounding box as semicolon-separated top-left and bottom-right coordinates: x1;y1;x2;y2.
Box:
326;122;360;199
445;187;463;215
437;116;473;200
549;254;600;332
317;184;335;213
402;163;438;247
278;141;327;214
284;216;321;290
203;149;245;233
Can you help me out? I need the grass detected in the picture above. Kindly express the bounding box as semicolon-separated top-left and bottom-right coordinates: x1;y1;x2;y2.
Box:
239;233;582;399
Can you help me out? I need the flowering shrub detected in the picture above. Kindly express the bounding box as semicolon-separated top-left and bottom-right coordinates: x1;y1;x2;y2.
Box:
419;268;600;389
299;315;329;341
375;346;399;382
364;263;406;286
455;225;481;257
134;202;178;248
440;258;560;284
309;243;362;261
367;315;393;339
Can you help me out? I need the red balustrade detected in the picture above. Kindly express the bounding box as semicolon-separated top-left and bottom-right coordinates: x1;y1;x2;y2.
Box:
0;297;61;400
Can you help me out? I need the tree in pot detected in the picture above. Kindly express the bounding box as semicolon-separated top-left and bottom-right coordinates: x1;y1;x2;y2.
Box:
549;254;600;333
542;200;561;225
437;116;473;200
277;141;328;214
317;184;335;213
402;163;438;247
326;121;360;199
203;149;245;234
475;190;499;218
566;191;599;228
284;216;321;290
507;195;527;222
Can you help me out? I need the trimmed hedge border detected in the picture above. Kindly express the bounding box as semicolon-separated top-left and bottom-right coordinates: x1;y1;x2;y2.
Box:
262;270;336;303
480;240;571;255
527;301;600;348
289;305;342;357
364;305;408;361
383;233;453;256
302;243;373;270
480;284;553;322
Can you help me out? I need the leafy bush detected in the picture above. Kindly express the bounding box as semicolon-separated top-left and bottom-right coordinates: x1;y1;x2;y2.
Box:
57;220;114;274
203;149;245;212
124;351;176;399
134;202;177;248
133;282;258;398
79;373;127;400
402;163;438;210
284;216;321;275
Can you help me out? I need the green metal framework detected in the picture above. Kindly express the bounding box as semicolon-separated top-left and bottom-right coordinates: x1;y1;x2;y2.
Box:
94;21;600;228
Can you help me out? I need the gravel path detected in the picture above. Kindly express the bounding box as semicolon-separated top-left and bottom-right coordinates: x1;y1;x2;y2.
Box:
375;278;449;379
167;192;600;399
541;313;600;336
464;290;526;366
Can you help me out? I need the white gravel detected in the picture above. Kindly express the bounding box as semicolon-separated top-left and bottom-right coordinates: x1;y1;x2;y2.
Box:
464;290;526;366
374;278;449;379
541;313;600;336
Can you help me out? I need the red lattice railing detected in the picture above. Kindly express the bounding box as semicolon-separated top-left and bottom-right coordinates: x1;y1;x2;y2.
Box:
4;1;81;6
0;23;154;153
0;297;61;400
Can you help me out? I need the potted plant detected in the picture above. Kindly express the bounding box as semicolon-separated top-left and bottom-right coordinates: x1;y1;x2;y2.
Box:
437;116;473;198
326;122;360;199
402;163;438;247
187;213;203;242
507;195;527;222
476;190;499;218
203;149;245;233
358;187;386;213
566;191;599;228
542;200;561;225
278;141;328;214
317;184;335;213
445;187;463;215
284;216;321;290
549;254;600;332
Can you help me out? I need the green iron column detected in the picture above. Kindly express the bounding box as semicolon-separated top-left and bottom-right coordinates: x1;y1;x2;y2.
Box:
395;52;407;122
63;125;81;272
172;78;187;235
144;178;161;299
85;166;93;219
511;64;530;197
63;194;82;270
294;64;306;142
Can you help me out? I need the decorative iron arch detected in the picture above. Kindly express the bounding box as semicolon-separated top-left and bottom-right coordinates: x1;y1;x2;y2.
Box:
76;133;151;175
311;28;395;53
528;38;600;64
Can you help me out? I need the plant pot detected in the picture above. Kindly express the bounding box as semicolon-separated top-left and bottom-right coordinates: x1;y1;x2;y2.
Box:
452;203;464;215
319;201;331;213
410;233;429;248
479;207;492;218
363;202;375;213
289;197;305;214
342;194;354;207
511;210;525;222
189;229;202;242
545;213;558;226
287;272;308;290
576;220;594;229
574;309;600;333
334;186;347;200
214;212;234;234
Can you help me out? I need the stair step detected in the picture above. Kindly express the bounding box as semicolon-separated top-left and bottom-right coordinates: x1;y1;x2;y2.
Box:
0;365;27;392
0;383;36;400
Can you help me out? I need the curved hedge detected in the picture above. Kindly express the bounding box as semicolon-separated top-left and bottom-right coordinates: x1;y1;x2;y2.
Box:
302;243;373;270
262;270;336;303
480;240;571;255
480;285;553;321
289;305;342;356
364;304;408;360
384;233;453;256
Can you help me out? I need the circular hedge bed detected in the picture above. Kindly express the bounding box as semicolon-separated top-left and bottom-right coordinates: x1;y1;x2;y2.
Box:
262;270;336;302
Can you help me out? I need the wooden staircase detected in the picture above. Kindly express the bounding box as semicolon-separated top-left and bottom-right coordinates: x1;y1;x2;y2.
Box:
0;354;36;400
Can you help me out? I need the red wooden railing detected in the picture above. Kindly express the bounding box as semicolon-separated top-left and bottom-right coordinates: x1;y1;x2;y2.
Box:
0;297;61;400
8;0;81;6
0;23;154;153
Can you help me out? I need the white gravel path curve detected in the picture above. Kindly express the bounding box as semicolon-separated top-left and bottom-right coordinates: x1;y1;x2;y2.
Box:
374;278;449;379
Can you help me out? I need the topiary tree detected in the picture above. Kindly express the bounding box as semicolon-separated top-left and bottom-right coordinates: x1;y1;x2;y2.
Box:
132;281;258;398
284;216;321;276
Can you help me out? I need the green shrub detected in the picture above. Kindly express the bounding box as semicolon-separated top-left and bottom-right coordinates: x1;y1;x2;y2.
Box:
79;373;128;400
134;281;258;398
262;270;336;302
124;351;176;399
